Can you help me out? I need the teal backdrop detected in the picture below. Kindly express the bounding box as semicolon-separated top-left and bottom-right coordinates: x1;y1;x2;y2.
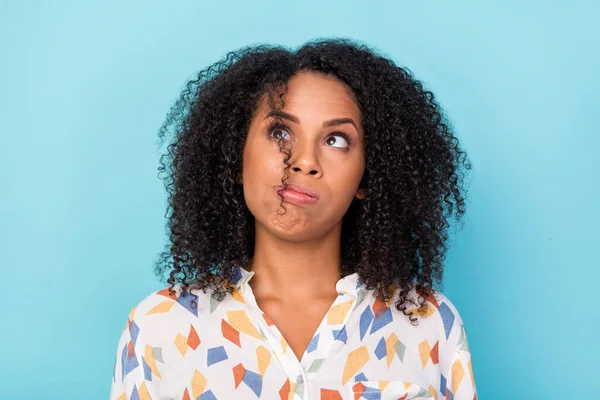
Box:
1;1;598;399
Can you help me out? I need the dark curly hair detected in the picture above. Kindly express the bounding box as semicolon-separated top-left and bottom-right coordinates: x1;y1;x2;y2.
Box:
155;37;471;323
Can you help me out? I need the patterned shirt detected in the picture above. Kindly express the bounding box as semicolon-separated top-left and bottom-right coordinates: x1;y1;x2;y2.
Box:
110;266;477;399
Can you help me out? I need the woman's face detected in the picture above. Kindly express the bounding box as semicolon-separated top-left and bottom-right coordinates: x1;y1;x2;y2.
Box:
242;71;365;242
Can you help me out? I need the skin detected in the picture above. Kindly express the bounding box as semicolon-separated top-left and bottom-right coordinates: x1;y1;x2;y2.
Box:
241;71;366;362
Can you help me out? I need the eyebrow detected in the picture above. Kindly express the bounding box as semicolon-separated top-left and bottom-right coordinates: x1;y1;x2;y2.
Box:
264;110;359;131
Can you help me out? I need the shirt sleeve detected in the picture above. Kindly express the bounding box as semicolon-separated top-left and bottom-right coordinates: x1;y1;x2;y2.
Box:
440;299;477;400
109;307;158;400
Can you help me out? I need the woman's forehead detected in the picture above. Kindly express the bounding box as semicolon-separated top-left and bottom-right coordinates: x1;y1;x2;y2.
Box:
252;73;362;124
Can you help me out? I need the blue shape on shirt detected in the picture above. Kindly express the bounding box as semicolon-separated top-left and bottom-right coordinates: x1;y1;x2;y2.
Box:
130;321;140;346
370;307;392;334
207;346;229;366
177;291;199;317
142;356;152;381
354;372;368;382
306;333;320;353
130;384;140;400
242;369;263;397
359;306;374;340
440;373;447;395
333;326;347;344
122;342;139;378
363;386;381;400
231;267;242;285
199;390;217;400
439;302;455;340
374;337;387;360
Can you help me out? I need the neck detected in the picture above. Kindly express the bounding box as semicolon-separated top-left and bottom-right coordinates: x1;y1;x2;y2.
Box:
245;222;343;302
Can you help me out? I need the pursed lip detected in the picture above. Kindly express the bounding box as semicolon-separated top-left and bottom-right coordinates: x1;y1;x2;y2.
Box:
274;183;321;200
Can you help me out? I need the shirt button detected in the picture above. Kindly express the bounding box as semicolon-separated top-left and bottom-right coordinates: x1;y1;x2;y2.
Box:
296;376;304;384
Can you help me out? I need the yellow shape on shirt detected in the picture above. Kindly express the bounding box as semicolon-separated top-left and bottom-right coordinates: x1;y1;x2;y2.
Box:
418;340;431;369
227;310;263;340
144;345;162;379
146;300;175;316
326;300;354;324
378;380;390;391
191;370;207;399
452;358;465;395
428;384;438;400
138;382;151;400
385;333;399;368
468;359;475;389
342;345;369;385
256;345;272;376
406;304;436;318
231;287;245;303
174;333;189;356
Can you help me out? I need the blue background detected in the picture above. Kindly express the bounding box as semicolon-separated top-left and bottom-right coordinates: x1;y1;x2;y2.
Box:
1;1;598;398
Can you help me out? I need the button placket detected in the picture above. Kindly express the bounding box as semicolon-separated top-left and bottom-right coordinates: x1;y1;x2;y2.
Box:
234;267;364;400
240;280;308;398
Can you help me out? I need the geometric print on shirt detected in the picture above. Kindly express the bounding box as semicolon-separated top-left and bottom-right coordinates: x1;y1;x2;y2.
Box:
111;265;477;399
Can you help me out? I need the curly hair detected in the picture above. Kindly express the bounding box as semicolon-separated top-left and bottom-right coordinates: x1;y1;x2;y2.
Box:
155;38;471;323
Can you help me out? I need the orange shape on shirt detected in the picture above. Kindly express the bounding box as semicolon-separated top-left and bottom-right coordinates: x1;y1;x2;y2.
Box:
263;312;275;326
157;288;178;301
222;319;241;347
351;382;365;400
371;297;387;318
233;363;245;389
187;325;200;350
430;341;439;365
127;340;135;359
279;379;291;400
320;388;343;400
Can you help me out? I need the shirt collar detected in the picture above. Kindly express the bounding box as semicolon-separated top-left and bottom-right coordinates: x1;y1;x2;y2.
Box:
233;265;365;296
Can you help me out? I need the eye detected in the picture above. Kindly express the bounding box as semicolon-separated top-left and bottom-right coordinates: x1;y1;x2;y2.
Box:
267;123;292;141
325;133;351;149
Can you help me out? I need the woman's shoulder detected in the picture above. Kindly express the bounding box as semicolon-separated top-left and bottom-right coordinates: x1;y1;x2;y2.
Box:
388;285;468;342
124;283;212;326
404;286;464;320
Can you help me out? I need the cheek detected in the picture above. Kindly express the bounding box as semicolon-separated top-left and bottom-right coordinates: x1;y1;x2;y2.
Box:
242;142;283;212
328;155;365;188
243;144;282;184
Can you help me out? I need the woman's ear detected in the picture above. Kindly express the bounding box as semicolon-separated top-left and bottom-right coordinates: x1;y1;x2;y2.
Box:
355;188;366;200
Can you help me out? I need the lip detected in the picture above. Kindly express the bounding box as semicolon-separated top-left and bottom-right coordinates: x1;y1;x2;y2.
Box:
273;183;321;205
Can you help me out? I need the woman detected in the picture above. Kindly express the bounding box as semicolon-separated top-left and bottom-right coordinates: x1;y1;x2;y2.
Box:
110;38;476;400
